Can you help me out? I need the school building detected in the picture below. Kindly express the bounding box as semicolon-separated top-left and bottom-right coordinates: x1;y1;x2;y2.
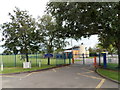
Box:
64;43;89;59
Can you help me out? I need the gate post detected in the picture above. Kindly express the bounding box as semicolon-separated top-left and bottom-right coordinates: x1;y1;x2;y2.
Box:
82;54;85;65
68;52;72;64
14;54;16;67
98;53;101;66
36;53;37;66
94;56;97;67
103;53;107;68
63;53;66;64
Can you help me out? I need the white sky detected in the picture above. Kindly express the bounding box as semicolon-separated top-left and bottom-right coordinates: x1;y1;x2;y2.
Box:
0;0;98;53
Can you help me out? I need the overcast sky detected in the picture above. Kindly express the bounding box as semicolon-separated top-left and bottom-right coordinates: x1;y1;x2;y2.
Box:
0;0;98;53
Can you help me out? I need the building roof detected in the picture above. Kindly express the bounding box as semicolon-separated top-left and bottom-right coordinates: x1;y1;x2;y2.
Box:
64;50;72;52
64;46;79;50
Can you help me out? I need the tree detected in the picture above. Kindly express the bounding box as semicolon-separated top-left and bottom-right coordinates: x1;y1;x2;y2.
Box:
1;7;37;62
46;2;120;67
96;43;117;56
37;14;68;65
95;44;106;52
107;45;117;56
37;14;67;54
2;49;13;55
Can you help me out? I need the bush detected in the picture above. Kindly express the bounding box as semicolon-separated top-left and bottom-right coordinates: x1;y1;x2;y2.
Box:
89;52;98;57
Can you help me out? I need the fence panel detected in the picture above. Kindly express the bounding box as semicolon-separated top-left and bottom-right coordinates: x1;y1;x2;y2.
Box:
1;53;72;68
106;54;118;70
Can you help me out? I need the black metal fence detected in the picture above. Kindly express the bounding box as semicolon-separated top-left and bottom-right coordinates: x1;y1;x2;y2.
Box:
0;53;119;70
101;54;119;70
0;53;72;68
72;53;119;70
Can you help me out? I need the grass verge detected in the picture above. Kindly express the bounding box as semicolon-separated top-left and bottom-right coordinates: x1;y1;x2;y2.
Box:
74;60;82;61
101;63;119;70
0;65;55;74
97;68;120;82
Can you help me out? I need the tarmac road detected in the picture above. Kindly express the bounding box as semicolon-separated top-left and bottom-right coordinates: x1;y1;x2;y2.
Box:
1;61;119;88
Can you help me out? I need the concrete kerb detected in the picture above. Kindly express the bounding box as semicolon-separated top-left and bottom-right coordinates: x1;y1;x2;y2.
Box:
95;68;120;84
0;64;70;75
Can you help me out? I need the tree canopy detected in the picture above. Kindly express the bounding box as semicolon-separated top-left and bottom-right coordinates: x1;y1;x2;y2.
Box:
46;2;120;67
1;7;37;61
0;7;69;62
37;14;68;53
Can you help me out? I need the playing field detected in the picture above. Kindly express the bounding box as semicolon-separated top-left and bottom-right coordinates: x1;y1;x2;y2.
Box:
0;54;71;67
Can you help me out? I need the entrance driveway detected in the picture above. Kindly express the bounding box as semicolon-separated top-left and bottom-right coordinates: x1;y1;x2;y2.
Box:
1;62;119;88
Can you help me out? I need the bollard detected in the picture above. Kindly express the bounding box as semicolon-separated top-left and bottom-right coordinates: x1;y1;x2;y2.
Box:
103;53;107;68
98;53;101;66
82;54;85;65
94;56;97;67
72;58;74;64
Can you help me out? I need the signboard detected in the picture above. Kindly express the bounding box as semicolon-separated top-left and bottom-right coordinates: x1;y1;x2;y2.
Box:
56;54;62;59
44;54;53;58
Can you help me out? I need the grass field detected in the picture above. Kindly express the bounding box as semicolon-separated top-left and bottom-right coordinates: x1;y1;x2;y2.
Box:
101;63;119;70
97;68;120;82
0;54;71;67
0;54;71;74
74;60;82;61
0;65;56;74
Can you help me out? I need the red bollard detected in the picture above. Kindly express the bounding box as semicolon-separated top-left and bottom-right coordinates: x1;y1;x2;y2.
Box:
94;56;97;67
72;58;74;64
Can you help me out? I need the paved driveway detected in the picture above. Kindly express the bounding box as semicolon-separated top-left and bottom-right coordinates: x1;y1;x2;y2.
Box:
1;62;119;88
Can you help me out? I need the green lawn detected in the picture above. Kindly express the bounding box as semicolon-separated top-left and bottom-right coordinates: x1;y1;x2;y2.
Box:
97;68;120;82
74;60;82;61
87;57;94;59
106;63;118;67
0;54;71;74
0;65;56;74
101;63;119;70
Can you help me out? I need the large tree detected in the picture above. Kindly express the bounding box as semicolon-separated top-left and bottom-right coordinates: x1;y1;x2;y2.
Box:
37;14;68;65
37;14;68;54
1;7;38;62
46;2;120;67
